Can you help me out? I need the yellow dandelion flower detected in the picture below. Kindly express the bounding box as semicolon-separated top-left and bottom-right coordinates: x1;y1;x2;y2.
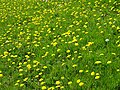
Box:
96;73;100;76
91;71;95;76
60;86;64;89
62;63;65;66
68;81;72;85
82;46;86;50
52;42;57;46
75;43;79;46
27;64;31;70
20;84;24;87
79;38;83;40
111;53;116;55
79;82;84;86
72;64;77;67
100;31;104;33
23;62;27;65
41;82;45;85
61;76;65;80
4;51;9;56
66;55;71;58
72;57;74;60
117;26;120;30
17;80;20;83
0;74;3;77
100;53;104;56
51;54;55;56
77;79;80;83
15;83;19;86
95;76;100;79
107;61;112;64
19;69;23;72
78;56;82;58
79;70;83;73
85;70;89;72
25;55;29;58
56;85;60;88
19;73;23;76
57;49;61;52
23;78;28;82
85;32;88;34
39;78;43;82
74;51;77;53
42;86;47;90
72;39;77;43
95;61;102;64
43;66;47;69
35;75;39;78
12;62;15;64
56;81;60;85
117;44;120;47
66;50;70;53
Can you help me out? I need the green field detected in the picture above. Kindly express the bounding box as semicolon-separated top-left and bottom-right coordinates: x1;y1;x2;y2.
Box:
0;0;120;90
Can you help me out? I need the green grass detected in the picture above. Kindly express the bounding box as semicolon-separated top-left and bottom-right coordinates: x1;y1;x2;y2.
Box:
0;0;120;90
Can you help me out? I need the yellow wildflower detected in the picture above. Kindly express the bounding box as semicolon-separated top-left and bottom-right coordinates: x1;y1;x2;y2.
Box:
56;81;60;85
0;74;3;77
91;72;95;76
79;82;84;86
107;61;112;64
66;50;70;53
95;76;100;79
68;81;72;85
79;70;83;73
95;61;102;64
42;86;47;90
77;79;80;83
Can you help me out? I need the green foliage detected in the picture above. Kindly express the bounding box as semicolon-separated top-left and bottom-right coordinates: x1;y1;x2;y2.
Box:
0;0;120;90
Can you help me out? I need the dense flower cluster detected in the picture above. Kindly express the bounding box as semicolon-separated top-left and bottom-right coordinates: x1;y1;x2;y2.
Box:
0;0;120;89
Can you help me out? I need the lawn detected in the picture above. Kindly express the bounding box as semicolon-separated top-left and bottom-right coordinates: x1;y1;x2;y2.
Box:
0;0;120;90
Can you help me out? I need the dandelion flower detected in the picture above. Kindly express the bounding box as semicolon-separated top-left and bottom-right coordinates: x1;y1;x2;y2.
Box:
66;50;70;53
15;83;19;86
72;64;77;67
43;66;47;69
95;76;100;79
77;79;80;83
79;70;83;73
57;49;61;52
107;61;112;64
0;74;3;77
79;82;84;86
4;51;9;56
20;84;24;87
95;61;102;64
19;69;23;72
68;81;72;85
75;43;79;46
60;86;64;89
96;73;100;76
42;86;47;90
23;77;28;81
61;77;64;80
41;82;45;85
91;71;95;76
27;64;31;70
56;81;60;85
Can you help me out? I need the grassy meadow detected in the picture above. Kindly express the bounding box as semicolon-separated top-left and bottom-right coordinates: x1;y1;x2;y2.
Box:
0;0;120;90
